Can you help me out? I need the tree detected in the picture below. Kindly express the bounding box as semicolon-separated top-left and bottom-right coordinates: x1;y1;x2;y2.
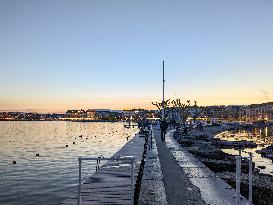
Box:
151;99;170;119
171;99;191;125
191;101;205;122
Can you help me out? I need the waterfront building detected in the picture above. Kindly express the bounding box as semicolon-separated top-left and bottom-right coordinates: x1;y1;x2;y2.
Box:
86;109;97;119
95;109;122;121
65;109;86;118
200;105;243;121
239;106;247;121
203;106;227;120
245;102;273;122
25;113;41;120
66;110;80;118
122;109;149;121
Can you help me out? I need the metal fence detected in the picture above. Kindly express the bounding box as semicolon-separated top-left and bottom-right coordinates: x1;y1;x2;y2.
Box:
77;157;135;205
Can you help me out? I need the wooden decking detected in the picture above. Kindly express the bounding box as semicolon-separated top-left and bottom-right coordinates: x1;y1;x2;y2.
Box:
61;134;145;205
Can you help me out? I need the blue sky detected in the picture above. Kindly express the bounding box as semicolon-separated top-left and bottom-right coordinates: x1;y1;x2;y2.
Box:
0;0;273;112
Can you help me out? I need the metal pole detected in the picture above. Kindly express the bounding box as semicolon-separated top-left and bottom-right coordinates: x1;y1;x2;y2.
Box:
236;156;241;205
248;152;253;204
131;160;134;205
162;60;165;120
77;158;82;205
150;125;153;149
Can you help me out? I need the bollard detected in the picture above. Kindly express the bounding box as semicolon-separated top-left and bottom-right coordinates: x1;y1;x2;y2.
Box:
131;160;134;205
150;125;153;149
150;129;153;149
235;150;254;205
236;156;241;205
248;152;253;204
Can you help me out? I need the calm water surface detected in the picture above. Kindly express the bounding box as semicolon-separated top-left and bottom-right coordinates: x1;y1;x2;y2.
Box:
216;126;273;175
0;121;138;205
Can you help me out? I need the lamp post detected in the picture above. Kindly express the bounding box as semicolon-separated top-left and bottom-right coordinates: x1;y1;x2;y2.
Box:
162;60;165;120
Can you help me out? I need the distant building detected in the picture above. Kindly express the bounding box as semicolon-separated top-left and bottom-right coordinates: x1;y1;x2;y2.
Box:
239;106;247;121
245;102;273;122
86;109;96;119
122;109;148;120
201;105;243;121
225;105;241;121
203;106;226;119
66;110;79;118
66;109;86;118
95;109;122;120
25;113;41;120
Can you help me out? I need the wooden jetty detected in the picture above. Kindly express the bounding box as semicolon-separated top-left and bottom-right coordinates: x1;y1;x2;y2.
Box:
61;133;145;205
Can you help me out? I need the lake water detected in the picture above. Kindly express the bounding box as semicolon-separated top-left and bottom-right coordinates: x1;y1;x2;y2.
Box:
215;126;273;175
0;121;139;205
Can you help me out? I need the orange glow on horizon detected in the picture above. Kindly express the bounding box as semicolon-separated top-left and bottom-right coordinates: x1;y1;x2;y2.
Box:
0;94;272;113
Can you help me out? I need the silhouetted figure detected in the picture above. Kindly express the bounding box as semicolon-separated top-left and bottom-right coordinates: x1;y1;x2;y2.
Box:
160;120;168;142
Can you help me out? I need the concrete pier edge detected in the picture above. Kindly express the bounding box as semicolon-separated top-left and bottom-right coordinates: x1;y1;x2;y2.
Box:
164;129;250;205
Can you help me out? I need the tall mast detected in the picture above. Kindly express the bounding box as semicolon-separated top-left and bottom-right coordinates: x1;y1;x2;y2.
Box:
162;60;165;120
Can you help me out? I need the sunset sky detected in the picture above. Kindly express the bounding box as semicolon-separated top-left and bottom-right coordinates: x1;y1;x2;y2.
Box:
1;0;273;113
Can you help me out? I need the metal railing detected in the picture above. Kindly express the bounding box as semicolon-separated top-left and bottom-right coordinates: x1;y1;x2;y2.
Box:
235;150;253;205
77;157;135;205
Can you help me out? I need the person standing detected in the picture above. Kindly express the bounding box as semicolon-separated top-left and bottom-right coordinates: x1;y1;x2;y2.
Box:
160;119;168;142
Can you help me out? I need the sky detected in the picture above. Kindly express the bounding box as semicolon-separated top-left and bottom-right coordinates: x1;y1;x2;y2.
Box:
0;0;273;113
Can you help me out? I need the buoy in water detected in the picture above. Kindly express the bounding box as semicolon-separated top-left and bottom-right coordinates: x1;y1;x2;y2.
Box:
13;161;16;164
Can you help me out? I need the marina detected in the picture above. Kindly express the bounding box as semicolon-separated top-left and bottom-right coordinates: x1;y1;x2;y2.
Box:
216;126;273;175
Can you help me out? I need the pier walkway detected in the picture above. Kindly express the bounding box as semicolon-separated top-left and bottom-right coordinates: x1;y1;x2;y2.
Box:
140;127;250;205
138;127;168;205
61;133;145;205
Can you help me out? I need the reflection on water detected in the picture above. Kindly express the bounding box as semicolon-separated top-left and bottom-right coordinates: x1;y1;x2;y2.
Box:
216;126;273;175
0;121;138;205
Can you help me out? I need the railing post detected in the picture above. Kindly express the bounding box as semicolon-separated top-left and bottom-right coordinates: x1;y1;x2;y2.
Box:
77;158;82;205
248;152;253;204
236;155;241;205
150;125;153;149
131;159;134;205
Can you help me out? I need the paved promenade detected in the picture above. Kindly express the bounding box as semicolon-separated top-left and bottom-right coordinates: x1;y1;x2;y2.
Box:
139;127;250;205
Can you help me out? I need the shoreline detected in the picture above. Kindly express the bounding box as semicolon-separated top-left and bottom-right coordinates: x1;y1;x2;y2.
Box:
0;119;129;122
173;124;273;205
